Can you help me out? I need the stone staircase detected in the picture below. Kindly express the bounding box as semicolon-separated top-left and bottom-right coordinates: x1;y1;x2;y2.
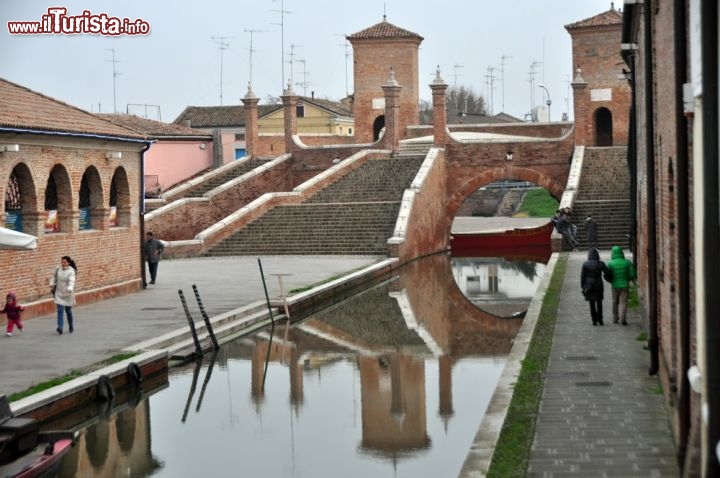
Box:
395;140;433;158
185;158;269;198
306;157;422;203
496;190;525;216
456;189;504;216
204;156;425;256
570;146;631;250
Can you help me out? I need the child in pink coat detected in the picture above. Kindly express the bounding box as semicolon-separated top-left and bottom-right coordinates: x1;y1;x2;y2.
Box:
1;292;25;336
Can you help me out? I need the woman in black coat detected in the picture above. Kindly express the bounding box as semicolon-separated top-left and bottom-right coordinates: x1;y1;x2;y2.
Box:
580;248;612;326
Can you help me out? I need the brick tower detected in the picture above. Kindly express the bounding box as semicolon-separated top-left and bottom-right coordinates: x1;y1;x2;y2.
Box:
565;8;629;146
347;16;423;144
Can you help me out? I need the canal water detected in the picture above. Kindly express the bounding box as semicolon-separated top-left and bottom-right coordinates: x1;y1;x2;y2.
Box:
57;248;549;478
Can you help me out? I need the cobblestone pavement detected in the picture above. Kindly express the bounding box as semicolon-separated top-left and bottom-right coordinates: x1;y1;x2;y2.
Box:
528;251;679;478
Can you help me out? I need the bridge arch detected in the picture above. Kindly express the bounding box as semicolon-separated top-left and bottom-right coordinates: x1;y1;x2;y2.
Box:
445;167;565;241
445;166;565;232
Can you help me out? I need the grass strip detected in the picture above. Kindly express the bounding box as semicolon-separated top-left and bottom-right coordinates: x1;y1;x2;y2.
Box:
9;351;139;402
486;253;568;478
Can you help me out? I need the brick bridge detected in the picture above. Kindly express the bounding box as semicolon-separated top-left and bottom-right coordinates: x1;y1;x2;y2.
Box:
150;80;576;263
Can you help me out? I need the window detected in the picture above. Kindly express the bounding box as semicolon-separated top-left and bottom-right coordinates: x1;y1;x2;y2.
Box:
109;180;118;227
4;172;21;231
235;133;245;141
44;174;59;233
79;174;92;230
296;104;305;118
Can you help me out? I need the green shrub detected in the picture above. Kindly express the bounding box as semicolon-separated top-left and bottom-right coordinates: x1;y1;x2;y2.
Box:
516;188;559;218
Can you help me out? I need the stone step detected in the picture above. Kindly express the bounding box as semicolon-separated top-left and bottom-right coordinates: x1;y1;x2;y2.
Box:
571;146;632;249
185;159;266;198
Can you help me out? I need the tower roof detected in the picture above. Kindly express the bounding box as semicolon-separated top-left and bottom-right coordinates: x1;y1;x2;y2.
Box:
565;8;622;31
347;17;423;41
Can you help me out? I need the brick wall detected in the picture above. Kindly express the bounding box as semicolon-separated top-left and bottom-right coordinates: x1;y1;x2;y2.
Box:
569;24;631;146
351;39;420;143
627;0;700;466
391;149;447;261
444;137;575;217
146;159;295;241
0;134;146;319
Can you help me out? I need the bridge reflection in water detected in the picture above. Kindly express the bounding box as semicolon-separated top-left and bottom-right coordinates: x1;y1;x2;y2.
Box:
58;249;549;478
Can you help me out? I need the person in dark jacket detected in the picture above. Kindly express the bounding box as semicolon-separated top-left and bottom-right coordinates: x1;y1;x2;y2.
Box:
144;231;164;285
556;209;579;249
585;216;598;248
606;245;637;325
580;248;612;326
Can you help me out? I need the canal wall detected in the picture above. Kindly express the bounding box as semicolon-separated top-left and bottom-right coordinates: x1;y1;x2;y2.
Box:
458;252;560;476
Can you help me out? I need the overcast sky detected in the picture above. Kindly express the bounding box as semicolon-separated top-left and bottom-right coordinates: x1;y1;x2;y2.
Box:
1;0;614;123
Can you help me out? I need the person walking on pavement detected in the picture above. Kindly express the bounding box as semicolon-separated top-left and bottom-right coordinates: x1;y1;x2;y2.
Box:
580;247;612;326
606;245;637;325
585;216;598;248
50;255;77;334
144;231;164;285
1;291;25;336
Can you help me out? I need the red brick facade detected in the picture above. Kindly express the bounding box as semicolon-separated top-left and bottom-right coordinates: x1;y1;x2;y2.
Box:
0;136;147;319
348;19;422;144
566;10;630;146
622;0;720;473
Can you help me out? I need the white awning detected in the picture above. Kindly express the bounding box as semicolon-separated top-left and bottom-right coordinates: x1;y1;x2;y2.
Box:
0;227;37;250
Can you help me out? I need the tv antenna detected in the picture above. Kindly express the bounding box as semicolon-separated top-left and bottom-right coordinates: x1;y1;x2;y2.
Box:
106;49;122;113
452;63;463;88
294;59;311;96
335;34;350;96
565;73;571;120
244;29;267;87
211;36;234;105
485;66;498;115
528;60;543;111
288;43;301;86
500;54;512;113
271;0;293;92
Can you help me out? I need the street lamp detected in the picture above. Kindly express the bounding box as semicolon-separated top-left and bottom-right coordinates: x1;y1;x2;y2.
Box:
538;84;552;122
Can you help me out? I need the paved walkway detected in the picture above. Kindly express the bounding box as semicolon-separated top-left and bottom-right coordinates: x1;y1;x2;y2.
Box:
0;252;679;477
0;256;381;396
528;251;679;477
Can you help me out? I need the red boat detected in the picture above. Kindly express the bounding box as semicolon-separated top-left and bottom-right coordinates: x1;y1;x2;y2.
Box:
450;220;554;252
0;395;77;478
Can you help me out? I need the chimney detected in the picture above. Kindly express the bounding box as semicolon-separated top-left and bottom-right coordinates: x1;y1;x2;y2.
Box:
311;91;314;99
184;119;191;127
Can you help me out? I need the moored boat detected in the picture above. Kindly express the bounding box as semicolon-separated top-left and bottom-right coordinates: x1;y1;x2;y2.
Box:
0;395;76;478
450;220;554;251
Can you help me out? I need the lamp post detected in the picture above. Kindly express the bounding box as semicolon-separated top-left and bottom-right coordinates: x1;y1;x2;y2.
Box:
538;84;551;122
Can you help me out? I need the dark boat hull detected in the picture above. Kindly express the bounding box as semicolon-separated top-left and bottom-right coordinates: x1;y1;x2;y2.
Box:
0;434;74;478
450;221;553;249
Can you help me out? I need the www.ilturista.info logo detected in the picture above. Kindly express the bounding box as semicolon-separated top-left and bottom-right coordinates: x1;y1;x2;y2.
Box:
7;7;150;35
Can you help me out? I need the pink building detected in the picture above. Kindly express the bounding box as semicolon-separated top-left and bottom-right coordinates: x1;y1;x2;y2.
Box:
100;114;213;196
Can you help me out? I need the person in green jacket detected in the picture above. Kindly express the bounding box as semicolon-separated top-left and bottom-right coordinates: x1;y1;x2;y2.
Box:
606;245;637;325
